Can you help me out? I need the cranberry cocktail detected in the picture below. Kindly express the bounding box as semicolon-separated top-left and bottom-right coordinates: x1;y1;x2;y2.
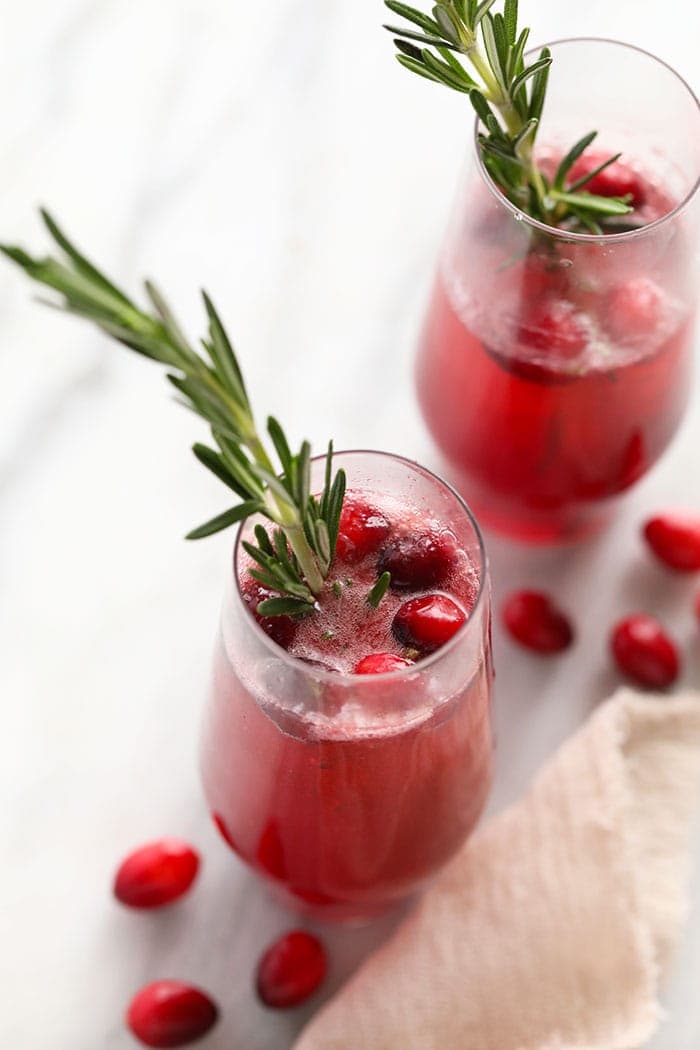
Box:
418;149;695;541
202;452;493;922
384;21;700;542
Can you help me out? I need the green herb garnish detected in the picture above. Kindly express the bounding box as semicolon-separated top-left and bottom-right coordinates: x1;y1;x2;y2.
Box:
367;571;392;609
1;210;347;617
384;0;633;233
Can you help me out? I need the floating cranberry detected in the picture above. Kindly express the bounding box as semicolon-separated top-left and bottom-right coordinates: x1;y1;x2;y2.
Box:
336;497;391;563
242;579;298;649
518;298;587;360
378;532;456;590
114;840;200;910
126;981;218;1048
392;594;466;655
569;154;646;206
503;591;574;654
518;252;569;300
604;277;663;343
643;514;700;572
256;931;327;1009
611;614;680;688
354;652;413;675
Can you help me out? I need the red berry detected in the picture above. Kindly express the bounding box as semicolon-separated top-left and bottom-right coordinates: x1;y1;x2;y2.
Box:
212;813;238;853
611;615;680;688
604;278;663;343
392;594;466;655
336;497;391;563
643;514;700;572
114;840;199;910
503;591;574;654
354;652;413;675
242;579;298;649
256;931;327;1009
518;298;587;360
518;252;569;299
695;593;700;622
569;154;646;206
126;981;218;1048
255;820;288;881
378;531;456;590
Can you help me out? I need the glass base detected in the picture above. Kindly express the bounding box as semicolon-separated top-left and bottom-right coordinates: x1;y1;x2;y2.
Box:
266;879;424;927
447;469;619;545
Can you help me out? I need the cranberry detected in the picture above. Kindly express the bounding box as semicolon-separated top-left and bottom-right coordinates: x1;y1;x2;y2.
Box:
611;615;680;688
569;153;646;206
242;579;298;649
336;497;391;563
255;820;287;881
392;594;466;655
604;278;663;343
643;514;700;572
503;591;574;653
695;592;700;622
378;532;456;590
126;981;218;1048
256;930;327;1009
114;840;199;910
518;298;587;360
518;252;569;300
354;652;413;675
212;813;238;852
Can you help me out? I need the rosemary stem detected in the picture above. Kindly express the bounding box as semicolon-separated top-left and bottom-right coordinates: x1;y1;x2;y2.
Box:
468;44;503;103
285;525;325;597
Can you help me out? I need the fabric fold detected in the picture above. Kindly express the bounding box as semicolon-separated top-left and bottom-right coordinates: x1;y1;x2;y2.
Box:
295;690;700;1050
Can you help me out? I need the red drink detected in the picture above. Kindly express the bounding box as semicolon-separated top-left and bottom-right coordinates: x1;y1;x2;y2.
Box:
417;40;700;542
201;452;493;922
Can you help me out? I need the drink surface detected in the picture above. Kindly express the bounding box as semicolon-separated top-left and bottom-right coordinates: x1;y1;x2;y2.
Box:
417;154;695;541
201;490;493;921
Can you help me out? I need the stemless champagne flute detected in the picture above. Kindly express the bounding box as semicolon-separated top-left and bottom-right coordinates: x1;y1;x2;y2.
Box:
201;451;494;923
417;39;700;542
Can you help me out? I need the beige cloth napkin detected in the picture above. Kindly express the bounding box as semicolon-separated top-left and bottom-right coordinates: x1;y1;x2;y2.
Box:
295;689;700;1050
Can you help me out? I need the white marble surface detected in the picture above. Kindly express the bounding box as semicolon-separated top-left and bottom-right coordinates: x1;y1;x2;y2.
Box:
2;1;700;1047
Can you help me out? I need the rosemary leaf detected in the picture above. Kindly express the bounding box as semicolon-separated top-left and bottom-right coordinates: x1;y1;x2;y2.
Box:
367;572;392;609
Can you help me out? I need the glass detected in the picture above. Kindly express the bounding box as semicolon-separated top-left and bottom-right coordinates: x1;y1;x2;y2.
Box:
417;39;700;543
200;451;493;923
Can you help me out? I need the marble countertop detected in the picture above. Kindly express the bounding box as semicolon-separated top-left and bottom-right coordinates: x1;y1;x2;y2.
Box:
2;1;699;1047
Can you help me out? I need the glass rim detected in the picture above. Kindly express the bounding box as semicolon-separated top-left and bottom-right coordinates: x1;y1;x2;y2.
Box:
231;448;488;685
472;36;700;245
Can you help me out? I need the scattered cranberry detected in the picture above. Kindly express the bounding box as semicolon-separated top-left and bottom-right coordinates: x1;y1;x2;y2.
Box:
212;813;238;853
336;497;391;563
354;652;413;675
569;154;646;207
256;931;327;1009
503;591;574;654
518;298;587;360
604;278;663;343
126;981;218;1048
378;532;456;590
242;579;298;649
695;592;700;622
114;840;200;910
643;514;700;572
392;594;466;655
611;614;680;688
255;820;287;881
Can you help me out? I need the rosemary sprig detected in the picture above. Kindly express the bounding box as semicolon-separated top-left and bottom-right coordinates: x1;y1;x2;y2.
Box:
384;0;634;233
367;571;392;609
1;209;347;617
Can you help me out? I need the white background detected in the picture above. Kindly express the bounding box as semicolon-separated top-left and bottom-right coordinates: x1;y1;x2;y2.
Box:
1;1;699;1047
